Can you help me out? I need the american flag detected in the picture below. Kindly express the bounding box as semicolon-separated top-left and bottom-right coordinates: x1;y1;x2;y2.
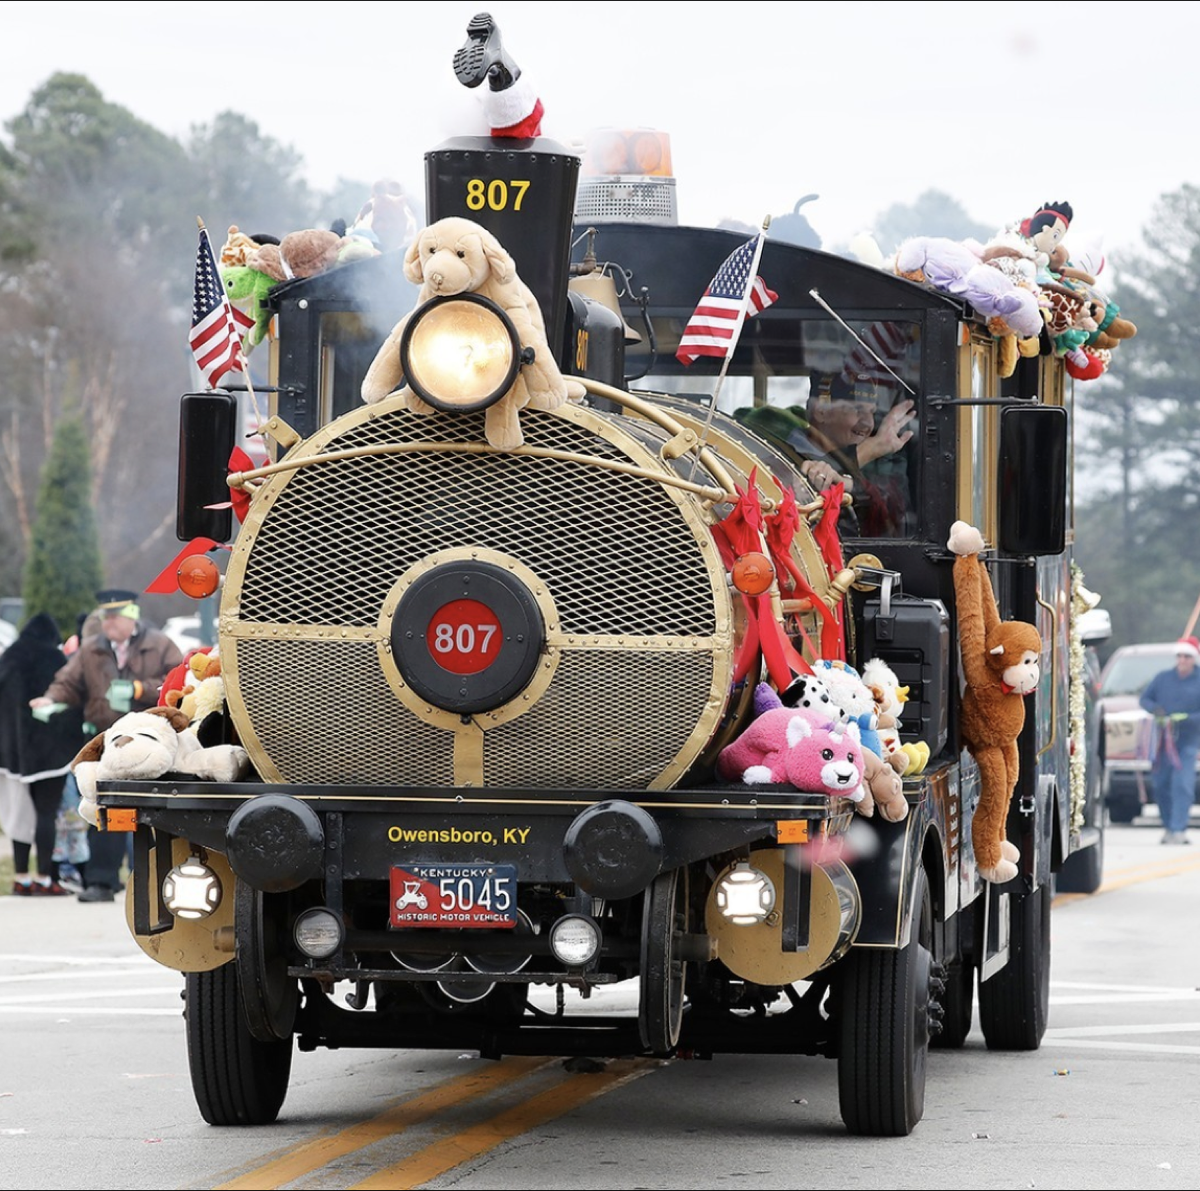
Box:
189;224;253;387
676;237;777;365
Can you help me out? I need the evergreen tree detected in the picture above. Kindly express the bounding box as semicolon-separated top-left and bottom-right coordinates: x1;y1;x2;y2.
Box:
0;74;345;599
22;414;103;638
1074;184;1200;648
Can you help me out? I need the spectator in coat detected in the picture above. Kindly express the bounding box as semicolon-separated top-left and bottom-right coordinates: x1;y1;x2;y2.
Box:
30;590;183;901
0;613;86;895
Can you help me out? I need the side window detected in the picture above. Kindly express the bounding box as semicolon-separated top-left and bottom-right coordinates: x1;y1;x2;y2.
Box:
960;341;996;540
318;312;387;424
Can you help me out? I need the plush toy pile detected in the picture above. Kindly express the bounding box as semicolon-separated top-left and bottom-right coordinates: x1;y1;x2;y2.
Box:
214;184;410;357
159;646;229;737
719;675;911;823
70;707;249;827
717;702;868;805
887;200;1136;380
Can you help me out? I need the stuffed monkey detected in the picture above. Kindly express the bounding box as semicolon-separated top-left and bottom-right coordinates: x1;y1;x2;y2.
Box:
948;521;1043;883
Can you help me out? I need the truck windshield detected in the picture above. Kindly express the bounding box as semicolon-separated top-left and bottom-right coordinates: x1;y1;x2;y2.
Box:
637;317;921;540
1100;651;1174;697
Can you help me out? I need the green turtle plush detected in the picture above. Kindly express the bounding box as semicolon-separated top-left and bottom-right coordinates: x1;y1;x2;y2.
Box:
221;264;278;351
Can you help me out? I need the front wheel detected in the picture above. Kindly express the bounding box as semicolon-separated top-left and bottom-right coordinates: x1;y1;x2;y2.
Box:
235;883;299;1042
185;963;293;1125
836;866;933;1136
978;882;1051;1050
639;867;688;1056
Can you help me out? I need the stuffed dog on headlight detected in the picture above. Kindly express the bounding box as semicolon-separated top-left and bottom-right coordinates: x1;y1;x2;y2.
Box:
360;216;586;450
70;706;249;827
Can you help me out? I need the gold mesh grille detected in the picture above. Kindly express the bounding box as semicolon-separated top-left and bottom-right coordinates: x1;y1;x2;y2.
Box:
224;403;734;790
483;650;717;788
235;408;715;637
229;639;454;784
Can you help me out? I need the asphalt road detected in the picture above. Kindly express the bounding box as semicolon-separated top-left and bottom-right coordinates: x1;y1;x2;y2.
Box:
1;812;1198;1190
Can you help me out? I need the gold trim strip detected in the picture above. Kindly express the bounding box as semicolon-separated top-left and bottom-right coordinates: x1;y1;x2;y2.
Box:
222;622;723;653
577;378;738;495
228;439;733;505
1036;592;1059;759
109;790;836;814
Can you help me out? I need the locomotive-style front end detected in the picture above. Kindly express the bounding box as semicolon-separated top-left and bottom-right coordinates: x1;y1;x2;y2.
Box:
221;396;739;793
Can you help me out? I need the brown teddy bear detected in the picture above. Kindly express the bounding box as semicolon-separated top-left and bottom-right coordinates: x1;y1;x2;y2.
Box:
856;747;909;822
948;521;1043;883
360;216;586;450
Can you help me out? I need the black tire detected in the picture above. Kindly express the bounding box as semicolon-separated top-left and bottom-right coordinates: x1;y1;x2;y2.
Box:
185;963;293;1125
1106;797;1138;824
1059;757;1106;895
1056;826;1105;895
978;882;1051;1050
235;883;299;1042
931;957;974;1050
836;866;933;1136
639;867;687;1055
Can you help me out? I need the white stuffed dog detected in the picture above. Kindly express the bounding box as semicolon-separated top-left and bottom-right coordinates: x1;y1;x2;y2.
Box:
71;707;249;827
360;215;585;450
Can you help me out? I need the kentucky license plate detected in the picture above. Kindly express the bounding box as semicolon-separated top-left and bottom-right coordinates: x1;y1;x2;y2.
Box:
390;864;517;929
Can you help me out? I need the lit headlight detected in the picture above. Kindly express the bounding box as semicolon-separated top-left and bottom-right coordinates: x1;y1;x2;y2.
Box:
294;907;344;959
549;914;602;967
399;294;523;412
161;855;222;920
714;861;776;925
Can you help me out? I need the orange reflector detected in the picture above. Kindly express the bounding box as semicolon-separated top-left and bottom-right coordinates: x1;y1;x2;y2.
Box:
177;554;220;599
776;820;809;844
103;808;138;832
732;551;775;596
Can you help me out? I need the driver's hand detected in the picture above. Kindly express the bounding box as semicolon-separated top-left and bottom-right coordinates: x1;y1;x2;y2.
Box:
801;459;853;493
873;400;916;454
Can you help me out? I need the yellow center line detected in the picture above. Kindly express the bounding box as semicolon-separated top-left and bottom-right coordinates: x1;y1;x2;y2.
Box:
1103;855;1200;881
349;1057;661;1190
215;1055;556;1190
1055;853;1200;905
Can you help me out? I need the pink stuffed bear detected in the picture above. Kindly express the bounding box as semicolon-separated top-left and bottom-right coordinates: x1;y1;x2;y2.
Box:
717;708;866;803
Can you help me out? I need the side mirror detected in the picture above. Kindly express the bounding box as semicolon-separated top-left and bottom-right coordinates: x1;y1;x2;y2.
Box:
177;391;236;543
998;404;1067;556
1079;608;1112;643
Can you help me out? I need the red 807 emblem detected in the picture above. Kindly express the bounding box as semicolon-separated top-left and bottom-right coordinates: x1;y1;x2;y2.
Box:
427;599;502;675
392;559;544;715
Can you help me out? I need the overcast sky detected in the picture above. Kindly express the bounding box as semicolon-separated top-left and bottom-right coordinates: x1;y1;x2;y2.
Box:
2;3;1195;262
